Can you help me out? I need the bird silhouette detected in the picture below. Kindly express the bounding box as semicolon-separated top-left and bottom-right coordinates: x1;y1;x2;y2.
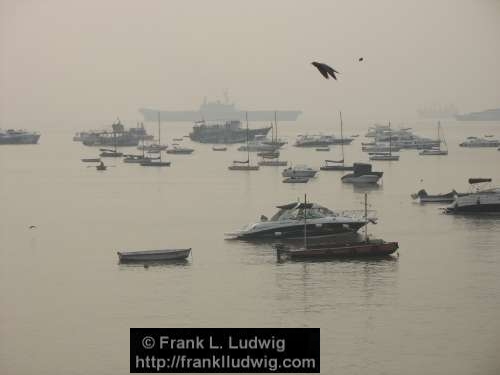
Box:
358;57;364;62
311;61;339;80
28;225;36;229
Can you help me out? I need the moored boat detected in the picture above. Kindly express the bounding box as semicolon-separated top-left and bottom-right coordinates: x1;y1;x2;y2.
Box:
275;240;398;259
411;189;460;203
341;163;383;184
283;176;309;183
117;248;191;262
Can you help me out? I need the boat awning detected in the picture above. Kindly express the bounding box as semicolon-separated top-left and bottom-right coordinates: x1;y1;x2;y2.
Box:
468;178;492;184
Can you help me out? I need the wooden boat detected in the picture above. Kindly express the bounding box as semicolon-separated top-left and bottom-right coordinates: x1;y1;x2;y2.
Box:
212;146;227;151
315;147;330;151
411;189;460;203
283;176;309;183
117;248;191;262
276;240;398;259
81;158;101;162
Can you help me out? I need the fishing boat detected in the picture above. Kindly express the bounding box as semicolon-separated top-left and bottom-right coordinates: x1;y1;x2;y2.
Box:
341;163;383;184
228;113;260;171
124;124;159;163
420;121;448;155
411;189;460;203
140;113;171;167
0;129;40;144
81;158;101;163
100;149;123;157
320;112;356;170
282;176;309;183
117;248;191;262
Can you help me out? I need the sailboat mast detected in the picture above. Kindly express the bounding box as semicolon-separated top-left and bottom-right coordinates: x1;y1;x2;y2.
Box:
274;111;277;143
303;194;307;249
364;193;368;242
339;111;344;166
158;112;162;162
388;121;392;156
246;112;249;163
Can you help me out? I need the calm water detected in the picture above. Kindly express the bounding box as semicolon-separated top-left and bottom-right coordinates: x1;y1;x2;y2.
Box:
1;119;500;374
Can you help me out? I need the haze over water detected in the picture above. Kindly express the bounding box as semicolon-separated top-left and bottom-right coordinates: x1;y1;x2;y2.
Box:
2;0;500;374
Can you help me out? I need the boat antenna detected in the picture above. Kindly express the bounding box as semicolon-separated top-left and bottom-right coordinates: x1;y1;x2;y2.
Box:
364;193;368;242
303;193;308;249
339;111;344;167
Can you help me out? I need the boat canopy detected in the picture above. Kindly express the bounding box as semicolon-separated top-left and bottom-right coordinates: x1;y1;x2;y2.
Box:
469;178;492;184
270;203;336;221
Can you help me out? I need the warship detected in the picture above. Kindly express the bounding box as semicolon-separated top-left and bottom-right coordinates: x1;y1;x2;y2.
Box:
0;129;40;144
139;93;302;122
455;108;500;121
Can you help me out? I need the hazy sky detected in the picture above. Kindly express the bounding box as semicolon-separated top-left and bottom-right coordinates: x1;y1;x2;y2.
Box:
1;0;499;128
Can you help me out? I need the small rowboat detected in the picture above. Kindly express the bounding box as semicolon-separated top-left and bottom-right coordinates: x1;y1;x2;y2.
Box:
275;240;398;260
212;146;227;151
315;147;330;152
117;248;191;262
82;158;101;162
283;176;309;183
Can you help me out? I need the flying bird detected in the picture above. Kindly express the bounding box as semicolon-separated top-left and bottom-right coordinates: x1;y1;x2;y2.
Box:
311;61;339;80
358;57;364;62
28;225;36;229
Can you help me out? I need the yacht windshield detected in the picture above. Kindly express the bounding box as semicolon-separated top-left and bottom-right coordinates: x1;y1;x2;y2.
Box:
270;204;336;221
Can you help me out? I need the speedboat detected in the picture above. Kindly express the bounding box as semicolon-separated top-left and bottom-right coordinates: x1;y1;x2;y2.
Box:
226;202;372;240
341;163;383;184
444;178;500;214
282;165;317;178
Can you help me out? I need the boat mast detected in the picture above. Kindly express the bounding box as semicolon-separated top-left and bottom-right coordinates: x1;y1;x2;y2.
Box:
388;121;392;156
246;112;250;164
303;194;307;249
339;111;344;167
364;193;368;242
274;111;278;143
158;112;162;162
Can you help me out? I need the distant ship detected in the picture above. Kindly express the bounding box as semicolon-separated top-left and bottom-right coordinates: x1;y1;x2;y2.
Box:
417;104;458;119
455;108;500;121
189;120;271;144
0;129;40;145
74;120;153;147
139;94;302;122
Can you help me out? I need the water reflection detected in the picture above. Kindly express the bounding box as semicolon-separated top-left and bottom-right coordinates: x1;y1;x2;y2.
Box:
118;259;191;270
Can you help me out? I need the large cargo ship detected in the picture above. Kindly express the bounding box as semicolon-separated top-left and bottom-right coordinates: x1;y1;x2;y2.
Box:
189;120;271;144
139;95;302;122
455;108;500;121
0;129;40;144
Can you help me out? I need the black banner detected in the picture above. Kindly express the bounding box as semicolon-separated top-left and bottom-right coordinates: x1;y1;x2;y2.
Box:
130;328;320;373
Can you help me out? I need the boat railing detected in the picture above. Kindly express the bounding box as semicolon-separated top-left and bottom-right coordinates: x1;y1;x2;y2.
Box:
339;209;377;221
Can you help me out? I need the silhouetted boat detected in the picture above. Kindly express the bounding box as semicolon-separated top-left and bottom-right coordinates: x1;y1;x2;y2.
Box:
117;248;191;262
